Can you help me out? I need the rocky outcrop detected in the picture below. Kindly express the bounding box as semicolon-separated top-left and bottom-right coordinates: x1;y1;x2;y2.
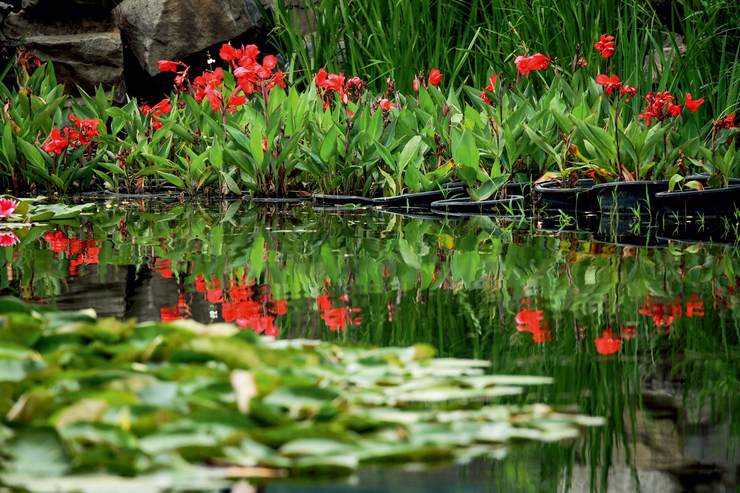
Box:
1;7;124;91
113;0;266;76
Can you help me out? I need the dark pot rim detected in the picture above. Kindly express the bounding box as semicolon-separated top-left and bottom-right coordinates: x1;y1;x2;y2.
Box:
654;183;740;198
534;179;595;193
430;195;524;208
311;194;375;205
372;186;466;205
590;180;669;191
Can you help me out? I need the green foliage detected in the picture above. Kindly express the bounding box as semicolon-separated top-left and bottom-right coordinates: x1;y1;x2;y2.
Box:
0;297;602;489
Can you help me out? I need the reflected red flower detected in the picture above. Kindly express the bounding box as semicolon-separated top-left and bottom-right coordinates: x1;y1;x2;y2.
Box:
154;258;174;279
621;326;637;340
685;294;704;317
515;307;551;343
0;231;19;247
317;293;361;332
0;198;19;218
43;230;69;253
194;274;207;293
595;328;621;355
271;299;288;316
160;292;191;322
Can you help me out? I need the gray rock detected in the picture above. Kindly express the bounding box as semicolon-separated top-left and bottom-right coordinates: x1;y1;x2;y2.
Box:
24;30;124;90
114;0;266;76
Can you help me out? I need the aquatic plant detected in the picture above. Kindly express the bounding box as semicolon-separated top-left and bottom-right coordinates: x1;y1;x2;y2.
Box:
0;297;603;490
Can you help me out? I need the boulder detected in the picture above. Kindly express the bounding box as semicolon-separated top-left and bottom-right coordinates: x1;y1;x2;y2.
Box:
114;0;266;76
24;31;124;90
2;11;124;90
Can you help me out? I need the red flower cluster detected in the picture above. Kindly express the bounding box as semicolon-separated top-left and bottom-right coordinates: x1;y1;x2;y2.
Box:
594;34;616;59
637;294;699;331
42;115;100;155
315;68;365;108
0;231;19;247
42;230;100;276
639;91;683;125
221;43;286;98
0;198;19;218
193;68;225;112
140;98;172;131
514;53;551;77
317;293;361;332
595;74;636;97
480;74;497;105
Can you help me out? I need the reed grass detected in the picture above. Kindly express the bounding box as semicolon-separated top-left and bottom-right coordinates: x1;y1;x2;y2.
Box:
269;0;739;115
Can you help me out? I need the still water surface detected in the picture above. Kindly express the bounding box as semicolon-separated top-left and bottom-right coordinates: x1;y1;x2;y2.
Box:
1;201;738;492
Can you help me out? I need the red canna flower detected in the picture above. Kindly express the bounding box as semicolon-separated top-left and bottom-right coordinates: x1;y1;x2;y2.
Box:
413;76;420;92
0;198;19;218
620;85;637;97
219;43;241;62
594;34;616;59
684;92;704;113
42;128;69;155
378;98;395;112
428;68;443;86
595;73;621;95
261;136;268;153
715;112;736;129
485;74;498;92
0;231;19;247
158;60;181;73
193;67;224;111
685;294;704;317
514;53;551;77
640;91;682;125
68;115;100;145
226;93;247;113
594;328;621;355
141;98;172;130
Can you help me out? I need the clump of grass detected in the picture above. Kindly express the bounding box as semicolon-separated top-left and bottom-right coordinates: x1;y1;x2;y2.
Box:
268;0;739;115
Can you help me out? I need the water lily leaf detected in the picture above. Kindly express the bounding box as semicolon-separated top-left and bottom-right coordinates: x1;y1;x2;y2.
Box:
279;438;355;458
5;427;70;477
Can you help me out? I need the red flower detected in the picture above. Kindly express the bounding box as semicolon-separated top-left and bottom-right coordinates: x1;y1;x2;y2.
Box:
206;287;223;304
68;115;100;145
42;128;69;155
194;274;207;293
480;92;492;105
261;136;268;153
715;112;736;129
193;68;224;111
378;98;395;112
141;98;172;130
621;326;637;340
158;60;181;73
514;53;551;76
485;74;498;92
595;73;622;95
412;76;420;92
0;198;19;218
226;93;247;113
0;231;19;247
594;328;621;355
219;43;241;62
594;34;616;59
620;85;637;97
428;68;443;86
639;91;682;125
684;93;704;113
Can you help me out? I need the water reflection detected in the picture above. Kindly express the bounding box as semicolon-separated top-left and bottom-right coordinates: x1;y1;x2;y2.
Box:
0;201;738;492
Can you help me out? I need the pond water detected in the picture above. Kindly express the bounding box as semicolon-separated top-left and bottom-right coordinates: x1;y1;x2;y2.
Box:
1;201;738;492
